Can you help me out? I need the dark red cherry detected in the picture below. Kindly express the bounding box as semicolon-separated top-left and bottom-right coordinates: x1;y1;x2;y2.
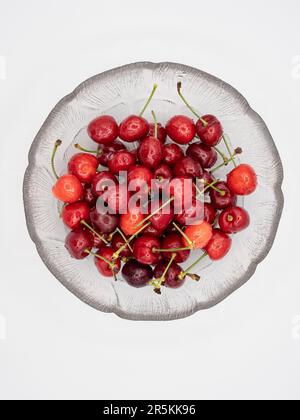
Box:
119;115;149;142
146;123;167;144
154;261;185;289
150;200;174;231
108;150;136;174
138;137;163;169
133;235;161;265
203;203;217;224
170;177;196;209
219;206;250;234
173;157;203;179
186;142;217;169
196;115;223;147
90;208;120;234
174;199;203;226
163;143;184;166
68;153;99;184
111;233;132;258
205;229;232;260
98;140;126;167
166;115;196;145
65;229;93;259
94;247;121;277
160;233;190;263
153;164;173;183
88;115;119;145
62;201;90;230
128;165;153;196
201;171;215;189
83;185;97;208
122;260;153;288
91;171;118;197
210;181;237;210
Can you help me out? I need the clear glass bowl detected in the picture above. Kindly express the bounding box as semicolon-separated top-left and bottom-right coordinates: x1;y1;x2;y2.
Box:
23;62;284;321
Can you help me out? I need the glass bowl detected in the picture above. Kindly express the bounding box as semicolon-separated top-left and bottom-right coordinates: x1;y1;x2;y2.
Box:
23;62;284;321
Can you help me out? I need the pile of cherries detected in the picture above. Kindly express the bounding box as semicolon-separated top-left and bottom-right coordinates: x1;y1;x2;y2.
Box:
51;82;257;294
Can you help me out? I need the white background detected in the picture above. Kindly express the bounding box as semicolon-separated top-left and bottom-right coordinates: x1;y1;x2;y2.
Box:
0;0;300;401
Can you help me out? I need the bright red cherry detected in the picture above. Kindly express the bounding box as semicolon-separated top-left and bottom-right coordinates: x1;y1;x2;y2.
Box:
65;229;93;259
120;209;145;236
166;115;196;145
227;164;257;196
146;123;167;143
183;221;213;250
98;140;126;167
90;208;119;234
133;235;161;265
94;247;121;277
83;185;97;208
196;115;223;147
203;203;217;224
52;174;83;203
160;233;190;263
174;199;203;226
108;150;136;173
205;229;232;260
128;165;153;196
219;206;250;234
61;201;90;230
68;153;99;184
88;115;119;145
186;143;217;169
119;115;149;142
111;233;132;258
209;181;237;210
154;261;185;289
150;200;174;231
143;224;164;236
138;137;163;169
163;143;184;166
173;157;203;179
92;171;118;197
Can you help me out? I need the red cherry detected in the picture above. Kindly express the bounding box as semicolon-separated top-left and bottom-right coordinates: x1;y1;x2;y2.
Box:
68;153;99;184
174;199;203;226
160;233;190;263
128;165;153;196
154;261;185;289
98;140;126;167
219;206;250;234
170;177;196;208
143;224;163;236
227;164;257;196
65;229;93;259
102;184;129;214
88;115;119;145
111;233;132;258
119;115;149;142
205;229;232;260
83;185;97;208
90;230;106;249
186;143;217;169
201;171;215;190
146;123;167;143
120;209;145;236
183;221;213;249
153;164;173;183
90;208;119;234
150;200;174;231
210;181;237;210
94;247;121;277
173;156;203;179
52;174;83;203
203;203;217;224
163;143;184;166
91;171;118;198
138;137;163;169
122;260;154;288
166;115;196;145
62;201;90;230
196;115;223;147
133;235;161;265
108;150;136;173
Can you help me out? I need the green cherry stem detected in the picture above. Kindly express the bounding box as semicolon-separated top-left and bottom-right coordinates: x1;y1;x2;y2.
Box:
214;146;229;164
179;252;208;280
151;110;158;139
51;140;62;180
139;84;158;117
134;197;175;229
112;222;151;260
172;222;194;249
85;249;116;270
195;181;225;197
222;134;237;168
80;220;109;245
150;253;177;294
210;147;242;174
153;246;192;253
117;227;133;252
75;143;100;155
177;82;207;126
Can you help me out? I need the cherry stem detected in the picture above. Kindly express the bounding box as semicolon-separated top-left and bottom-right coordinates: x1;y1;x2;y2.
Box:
134;197;175;229
153;246;191;253
210;151;240;174
195;180;225;197
179;252;208;280
51;140;62;180
80;220;109;245
85;249;116;270
75;143;100;155
222;135;237;168
139;84;158;117
117;227;133;252
151;110;158;139
214;146;229;164
172;222;193;249
177;82;207;126
113;222;151;259
150;253;177;293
